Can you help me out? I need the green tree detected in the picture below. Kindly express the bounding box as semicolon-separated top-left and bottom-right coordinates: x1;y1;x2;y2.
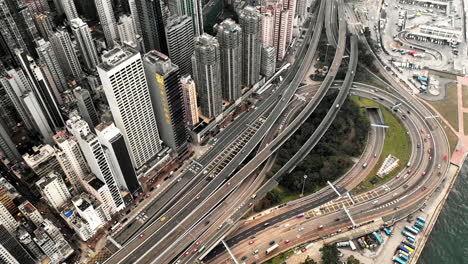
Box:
266;188;282;204
347;255;361;264
301;256;318;264
320;244;339;264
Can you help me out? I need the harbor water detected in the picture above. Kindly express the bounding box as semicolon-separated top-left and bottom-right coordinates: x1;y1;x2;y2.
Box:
419;160;468;263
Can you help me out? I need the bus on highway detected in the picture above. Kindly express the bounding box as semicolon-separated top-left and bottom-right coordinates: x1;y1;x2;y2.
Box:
110;222;122;232
417;216;426;223
266;243;279;254
296;213;305;218
198;246;205;253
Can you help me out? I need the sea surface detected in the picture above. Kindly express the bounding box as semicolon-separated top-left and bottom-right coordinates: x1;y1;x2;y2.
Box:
419;159;468;264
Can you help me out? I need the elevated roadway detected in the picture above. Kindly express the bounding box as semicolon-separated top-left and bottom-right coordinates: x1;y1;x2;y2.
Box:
104;1;327;263
206;83;447;263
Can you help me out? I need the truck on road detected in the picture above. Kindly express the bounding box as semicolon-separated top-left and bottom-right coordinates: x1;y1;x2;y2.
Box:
266;243;279;254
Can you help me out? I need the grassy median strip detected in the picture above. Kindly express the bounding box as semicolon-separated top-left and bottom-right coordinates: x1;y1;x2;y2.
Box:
351;96;411;193
263;250;295;264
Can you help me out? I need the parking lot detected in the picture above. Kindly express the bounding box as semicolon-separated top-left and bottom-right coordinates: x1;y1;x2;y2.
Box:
380;0;466;91
351;0;466;94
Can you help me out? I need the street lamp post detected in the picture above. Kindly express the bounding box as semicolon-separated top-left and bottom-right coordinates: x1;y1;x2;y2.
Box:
300;175;308;197
324;43;330;64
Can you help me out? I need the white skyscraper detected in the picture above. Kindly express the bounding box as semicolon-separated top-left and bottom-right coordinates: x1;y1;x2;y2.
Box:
181;75;199;127
165;15;194;76
0;244;19;264
117;14;138;48
215;19;242;102
261;0;295;60
70;18;100;71
239;6;262;86
50;29;83;80
54;130;89;193
67;116;124;213
96;122;140;195
0;203;18;233
0;69;37;130
192;33;222;118
83;176;115;217
0;68;55;143
22;92;55;144
36;171;71;211
71;195;103;230
128;0;142;37
18;201;44;227
261;12;275;46
167;0;204;36
285;0;297;44
15;49;65;132
95;0;118;48
36;38;68;92
60;0;78;22
97;47;162;169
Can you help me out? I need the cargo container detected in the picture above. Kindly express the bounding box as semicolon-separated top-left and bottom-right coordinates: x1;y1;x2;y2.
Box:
402;230;416;240
373;232;384;244
405;226;419;235
417;76;428;82
399;245;410;254
402;241;416;250
349;240;356;251
393;257;406;264
403;245;415;253
384;228;392;236
336;241;350;247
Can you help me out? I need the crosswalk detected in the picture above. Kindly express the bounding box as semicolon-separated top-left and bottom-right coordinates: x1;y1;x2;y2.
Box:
305;189;384;218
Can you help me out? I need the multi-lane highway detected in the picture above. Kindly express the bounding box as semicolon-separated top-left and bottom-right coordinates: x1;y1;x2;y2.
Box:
209;3;450;263
206;82;449;263
102;1;450;264
104;1;328;263
202;4;451;261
